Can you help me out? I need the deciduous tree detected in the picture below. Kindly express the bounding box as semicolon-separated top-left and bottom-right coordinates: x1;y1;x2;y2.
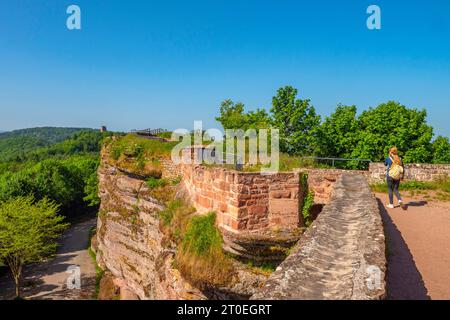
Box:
0;196;68;297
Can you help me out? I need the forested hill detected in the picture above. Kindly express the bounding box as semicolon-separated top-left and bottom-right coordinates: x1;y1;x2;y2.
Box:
0;127;119;217
0;127;94;161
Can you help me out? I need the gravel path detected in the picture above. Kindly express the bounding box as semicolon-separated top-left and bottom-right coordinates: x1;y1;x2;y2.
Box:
376;193;450;300
0;216;97;300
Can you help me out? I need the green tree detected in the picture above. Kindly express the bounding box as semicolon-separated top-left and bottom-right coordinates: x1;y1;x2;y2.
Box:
432;136;450;164
0;196;68;297
215;99;247;130
215;99;270;131
0;157;100;216
316;105;360;160
270;86;321;155
352;101;434;163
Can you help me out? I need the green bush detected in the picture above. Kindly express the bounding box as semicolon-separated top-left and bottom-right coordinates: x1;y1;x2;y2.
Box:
176;212;233;287
159;199;183;227
146;177;169;189
181;212;222;257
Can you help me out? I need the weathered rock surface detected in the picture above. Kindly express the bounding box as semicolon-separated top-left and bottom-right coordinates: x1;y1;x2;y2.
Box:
251;173;386;300
96;155;268;300
96;158;206;300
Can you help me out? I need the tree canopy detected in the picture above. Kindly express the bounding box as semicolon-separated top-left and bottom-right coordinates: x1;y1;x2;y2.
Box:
0;196;68;297
215;86;449;167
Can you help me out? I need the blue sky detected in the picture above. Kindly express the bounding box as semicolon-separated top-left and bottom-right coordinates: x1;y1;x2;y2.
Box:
0;0;449;137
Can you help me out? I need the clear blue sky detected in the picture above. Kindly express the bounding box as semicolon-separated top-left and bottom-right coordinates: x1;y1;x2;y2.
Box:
1;0;449;137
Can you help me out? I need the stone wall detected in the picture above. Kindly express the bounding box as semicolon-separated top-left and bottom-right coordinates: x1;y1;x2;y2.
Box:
298;168;369;204
182;165;304;233
369;162;450;183
251;173;386;300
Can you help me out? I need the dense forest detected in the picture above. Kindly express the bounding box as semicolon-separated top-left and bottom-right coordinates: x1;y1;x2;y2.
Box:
0;127;94;162
0;128;117;218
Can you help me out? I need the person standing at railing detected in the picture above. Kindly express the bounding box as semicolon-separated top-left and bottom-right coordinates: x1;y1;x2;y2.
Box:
384;147;405;209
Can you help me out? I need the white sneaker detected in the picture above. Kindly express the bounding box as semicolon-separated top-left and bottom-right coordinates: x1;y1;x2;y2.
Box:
386;204;394;209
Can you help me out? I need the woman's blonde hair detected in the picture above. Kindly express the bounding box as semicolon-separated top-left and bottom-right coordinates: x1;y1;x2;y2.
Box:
389;147;402;165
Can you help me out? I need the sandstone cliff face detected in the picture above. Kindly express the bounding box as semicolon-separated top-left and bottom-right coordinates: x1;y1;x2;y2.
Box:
96;158;206;300
96;154;268;300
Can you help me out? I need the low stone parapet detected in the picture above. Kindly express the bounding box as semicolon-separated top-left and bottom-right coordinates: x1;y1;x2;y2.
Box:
251;173;386;300
369;162;450;183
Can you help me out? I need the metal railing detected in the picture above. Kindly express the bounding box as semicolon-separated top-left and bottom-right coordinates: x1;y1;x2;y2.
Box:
131;128;168;136
301;156;372;170
201;148;244;171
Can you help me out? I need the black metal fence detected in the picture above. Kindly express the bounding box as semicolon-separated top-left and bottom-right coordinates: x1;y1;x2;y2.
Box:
131;128;168;136
301;156;372;170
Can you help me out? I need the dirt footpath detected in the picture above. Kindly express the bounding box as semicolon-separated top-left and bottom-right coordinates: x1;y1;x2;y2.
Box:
376;192;450;300
0;216;97;300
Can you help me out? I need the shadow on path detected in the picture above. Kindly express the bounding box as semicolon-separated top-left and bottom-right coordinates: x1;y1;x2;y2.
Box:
377;199;430;300
0;217;96;300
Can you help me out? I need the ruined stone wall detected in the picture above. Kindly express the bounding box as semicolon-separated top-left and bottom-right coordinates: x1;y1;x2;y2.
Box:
181;165;304;233
298;168;369;204
369;162;450;183
252;173;386;300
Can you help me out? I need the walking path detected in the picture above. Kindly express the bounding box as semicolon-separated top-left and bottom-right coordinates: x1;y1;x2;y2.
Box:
0;216;97;300
376;192;450;300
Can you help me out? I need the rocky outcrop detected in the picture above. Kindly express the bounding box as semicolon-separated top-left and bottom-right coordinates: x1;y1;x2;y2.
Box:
96;154;268;300
252;173;386;300
96;158;206;300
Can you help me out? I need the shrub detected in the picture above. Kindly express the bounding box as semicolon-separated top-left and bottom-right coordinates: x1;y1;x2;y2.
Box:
175;212;233;288
146;177;169;189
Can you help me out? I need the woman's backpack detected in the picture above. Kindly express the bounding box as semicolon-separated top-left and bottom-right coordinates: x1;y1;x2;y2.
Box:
389;157;404;180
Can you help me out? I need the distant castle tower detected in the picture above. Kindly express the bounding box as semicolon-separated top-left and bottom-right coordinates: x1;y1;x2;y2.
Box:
100;126;107;133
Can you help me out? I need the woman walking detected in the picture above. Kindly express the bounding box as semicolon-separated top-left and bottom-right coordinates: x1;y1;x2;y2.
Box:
385;147;405;209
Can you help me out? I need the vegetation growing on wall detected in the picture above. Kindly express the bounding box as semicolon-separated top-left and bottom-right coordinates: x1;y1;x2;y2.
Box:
175;212;233;288
299;172;314;226
157;196;233;288
107;134;177;178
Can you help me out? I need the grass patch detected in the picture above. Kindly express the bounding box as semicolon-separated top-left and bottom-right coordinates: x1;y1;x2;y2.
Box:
175;212;233;288
302;191;314;227
146;177;170;189
159;199;196;244
107;134;178;178
246;261;278;275
370;177;450;201
87;227;104;300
